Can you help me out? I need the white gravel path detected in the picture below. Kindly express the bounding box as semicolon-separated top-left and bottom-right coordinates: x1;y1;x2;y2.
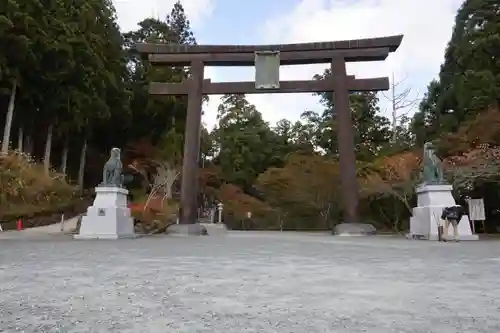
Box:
0;231;499;332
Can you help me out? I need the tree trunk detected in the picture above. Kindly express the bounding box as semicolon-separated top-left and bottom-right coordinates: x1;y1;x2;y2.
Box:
24;135;33;156
77;138;87;195
17;126;23;152
24;109;36;156
1;79;17;154
61;137;69;175
391;72;397;143
43;123;53;175
391;105;397;142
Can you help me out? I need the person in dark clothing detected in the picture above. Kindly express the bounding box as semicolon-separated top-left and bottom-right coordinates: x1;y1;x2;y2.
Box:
440;205;464;242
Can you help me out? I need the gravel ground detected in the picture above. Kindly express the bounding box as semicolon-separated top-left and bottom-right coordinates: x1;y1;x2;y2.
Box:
0;232;499;333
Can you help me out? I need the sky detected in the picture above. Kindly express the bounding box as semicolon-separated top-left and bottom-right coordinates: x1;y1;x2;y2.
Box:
113;0;464;130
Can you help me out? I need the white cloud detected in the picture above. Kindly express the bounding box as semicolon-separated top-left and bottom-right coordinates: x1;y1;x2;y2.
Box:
112;0;215;32
204;0;463;130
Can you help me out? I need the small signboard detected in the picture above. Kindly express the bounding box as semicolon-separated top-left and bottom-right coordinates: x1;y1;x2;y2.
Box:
468;198;485;221
255;51;280;89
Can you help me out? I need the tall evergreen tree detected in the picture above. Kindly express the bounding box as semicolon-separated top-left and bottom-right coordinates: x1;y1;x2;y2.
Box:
212;94;282;190
411;0;500;141
312;69;392;160
167;1;196;45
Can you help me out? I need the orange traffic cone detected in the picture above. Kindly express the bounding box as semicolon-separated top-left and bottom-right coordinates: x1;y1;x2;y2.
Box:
16;218;23;231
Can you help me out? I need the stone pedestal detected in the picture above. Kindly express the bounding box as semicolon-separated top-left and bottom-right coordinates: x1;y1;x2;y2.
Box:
333;223;376;236
74;187;136;240
409;184;478;241
201;222;228;236
166;223;208;235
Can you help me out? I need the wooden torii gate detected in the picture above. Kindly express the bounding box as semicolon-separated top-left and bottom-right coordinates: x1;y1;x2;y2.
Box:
136;35;403;227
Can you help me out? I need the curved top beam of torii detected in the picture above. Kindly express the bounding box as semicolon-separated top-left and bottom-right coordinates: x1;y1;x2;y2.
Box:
136;34;403;54
135;35;403;66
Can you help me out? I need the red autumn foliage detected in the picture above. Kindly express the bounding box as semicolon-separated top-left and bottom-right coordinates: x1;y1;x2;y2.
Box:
129;193;178;224
126;138;157;160
373;150;421;183
217;184;273;219
199;166;222;190
368;112;500;187
443;143;500;168
437;107;500;157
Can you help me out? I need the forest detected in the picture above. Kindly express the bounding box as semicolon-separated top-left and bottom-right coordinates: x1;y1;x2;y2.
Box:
1;0;499;232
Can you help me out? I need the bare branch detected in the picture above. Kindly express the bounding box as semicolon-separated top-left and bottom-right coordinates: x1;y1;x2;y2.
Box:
392;74;409;89
394;88;411;104
396;94;421;118
381;91;391;102
396;109;413;119
385;72;422;142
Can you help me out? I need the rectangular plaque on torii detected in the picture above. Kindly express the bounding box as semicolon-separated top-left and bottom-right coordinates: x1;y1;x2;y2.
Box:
255;51;280;89
136;35;404;228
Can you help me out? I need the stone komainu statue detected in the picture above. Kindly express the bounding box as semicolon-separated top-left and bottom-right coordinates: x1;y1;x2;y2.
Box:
101;148;124;187
422;142;445;185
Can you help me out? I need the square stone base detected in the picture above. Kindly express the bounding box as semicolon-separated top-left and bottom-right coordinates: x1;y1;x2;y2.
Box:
74;233;137;240
200;223;228;235
166;223;208;235
74;186;136;240
409;184;478;241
